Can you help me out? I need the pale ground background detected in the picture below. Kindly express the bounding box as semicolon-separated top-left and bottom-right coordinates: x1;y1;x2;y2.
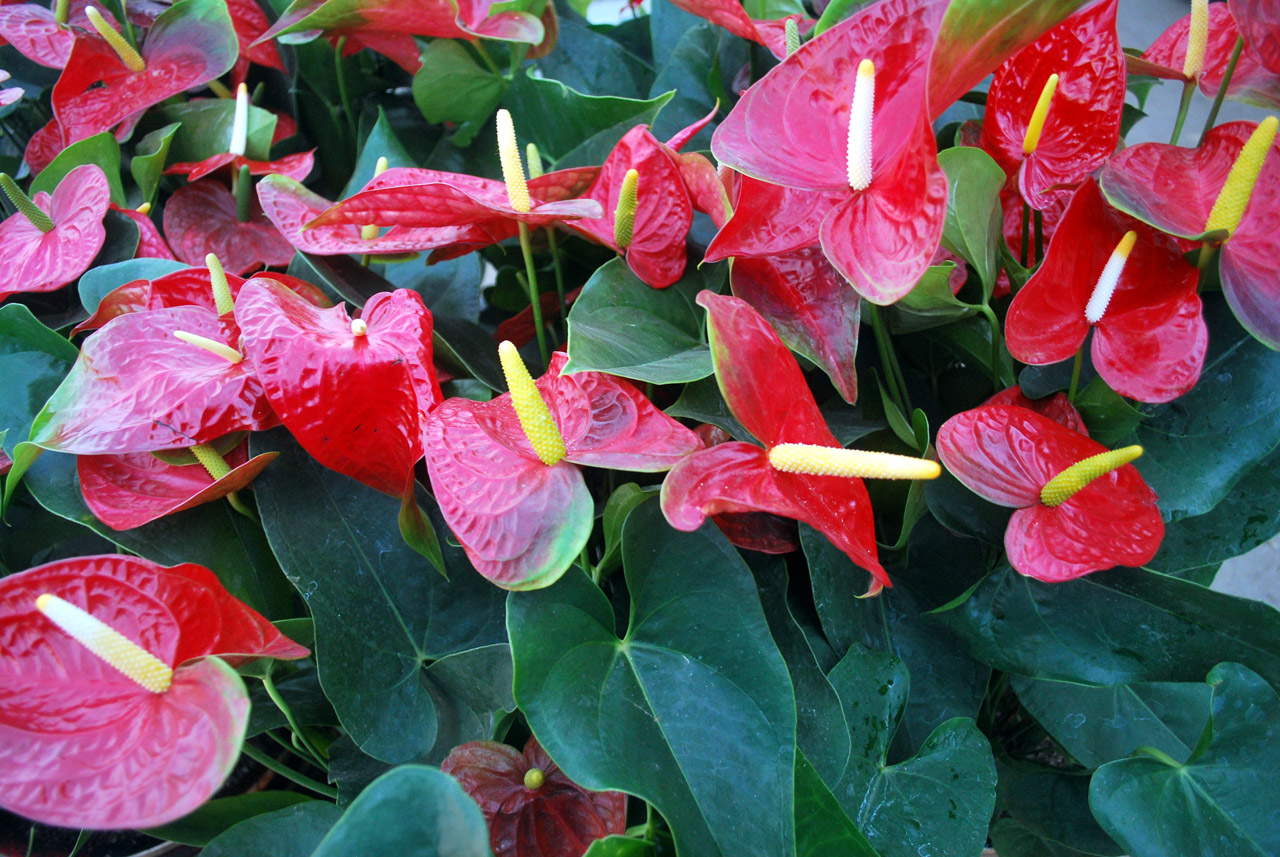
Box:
583;0;1280;607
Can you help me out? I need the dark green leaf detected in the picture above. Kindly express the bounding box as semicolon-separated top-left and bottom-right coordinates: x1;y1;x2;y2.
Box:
383;255;483;322
995;758;1122;856
510;501;796;857
157;98;278;162
597;482;655;578
246;662;338;737
925;469;1011;546
144;792;312;846
310;766;491;857
564;257;712;384
934;565;1280;686
665;377;749;440
991;817;1111;857
421;643;517;762
342;108;420;199
201;801;342;857
539;15;654;100
583;836;655;857
647;23;734;151
252;429;507;764
434;315;506;391
412;41;507;147
937;146;1004;294
794;751;880;857
1090;663;1280;857
0;305;77;463
31;133;124;206
1074;377;1143;447
132;122;181;205
1013;676;1210;769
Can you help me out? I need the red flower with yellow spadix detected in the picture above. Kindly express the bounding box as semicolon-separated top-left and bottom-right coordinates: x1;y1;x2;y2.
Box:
710;0;947;305
1100;117;1280;349
660;292;941;596
0;554;308;829
938;405;1163;582
424;343;700;591
980;0;1125;210
0;164;109;303
1006;179;1207;403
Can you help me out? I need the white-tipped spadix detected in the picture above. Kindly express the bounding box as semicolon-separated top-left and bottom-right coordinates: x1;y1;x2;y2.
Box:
229;83;249;157
847;59;875;191
36;593;173;693
1084;230;1137;324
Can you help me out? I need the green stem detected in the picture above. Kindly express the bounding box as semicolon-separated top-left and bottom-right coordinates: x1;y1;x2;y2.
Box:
1019;201;1030;268
517;221;549;365
263;671;328;766
225;491;258;522
977;304;1005;391
1170;78;1195;145
234;165;252;223
240;743;338;799
472;40;502;76
333;37;356;140
54;0;69;25
1135;745;1183;768
117;0;137;52
546;228;568;338
1196;241;1217;270
866;303;909;416
1199;36;1244;145
1033;209;1045;264
1067;347;1084;404
0;174;54;232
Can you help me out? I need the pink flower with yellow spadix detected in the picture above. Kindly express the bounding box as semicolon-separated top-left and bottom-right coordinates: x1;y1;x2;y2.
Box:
424;342;700;590
0;554;308;829
660;292;941;597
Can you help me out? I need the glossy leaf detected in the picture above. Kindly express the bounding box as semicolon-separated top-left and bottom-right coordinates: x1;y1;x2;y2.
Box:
794;751;881;857
0;305;78;466
1090;663;1280;857
993;759;1122;857
163;180;296;275
143;792;313;846
937;146;1005;292
412;39;507;139
158;99;278;163
0;164;110;302
201;801;343;857
31;132;125;207
252;428;508;763
564;257;713;384
509;501;797;857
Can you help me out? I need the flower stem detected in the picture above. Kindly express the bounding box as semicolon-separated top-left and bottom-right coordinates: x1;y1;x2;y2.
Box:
263;670;328;766
240;742;337;799
1170;79;1195;145
472;41;502;76
1199;36;1244;145
333;36;356;141
1033;209;1044;264
1067;347;1084;403
1136;745;1183;768
517;221;549;365
977;303;1005;391
866;303;910;416
234;165;252;223
1020;201;1030;268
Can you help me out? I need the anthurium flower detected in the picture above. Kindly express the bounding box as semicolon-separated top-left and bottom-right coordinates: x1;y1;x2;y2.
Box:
980;0;1125;209
1099;118;1280;349
937;404;1163;581
77;265;330;333
704;173;845;262
51;0;238;148
0;1;107;68
661;292;941;596
30;305;277;454
236;280;441;498
424;343;700;590
1138;1;1280;109
166;151;315;184
110;203;177;261
984;385;1088;436
0;164;109;302
1232;0;1280;75
1006;179;1206;403
163;179;297;275
0;554;308;829
710;0;948;304
693;423;802;554
441;735;627;857
665;0;813;59
226;0;285;84
78;439;277;530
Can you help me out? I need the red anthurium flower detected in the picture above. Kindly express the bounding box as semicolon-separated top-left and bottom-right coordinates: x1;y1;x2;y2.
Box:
665;0;813;59
257;0;544;71
51;0;238;149
0;554;308;829
730;245;861;405
1099;118;1280;349
236;280;441;498
424;344;700;590
78;439;278;531
937;404;1163;581
564;125;694;288
980;0;1124;209
110;203;177;261
441;736;626;857
163;179;297;275
693;424;802;554
984;385;1088;436
660;292;941;596
30;305;277;454
77;265;329;334
704;174;845;262
167;150;315;185
1139;1;1280;109
710;0;948;304
226;0;285;84
1006;179;1206;403
1232;0;1280;75
0;164;109;303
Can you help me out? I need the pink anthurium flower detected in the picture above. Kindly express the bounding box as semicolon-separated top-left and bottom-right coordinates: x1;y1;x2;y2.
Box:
0;0;108;68
1099;118;1280;349
442;735;627;857
660;292;941;596
980;0;1125;209
1138;1;1280;109
710;0;948;304
235;280;441;499
163;179;297;275
51;0;238;148
937;404;1164;582
665;0;812;59
424;344;700;590
76;265;330;334
30;304;278;454
0;554;308;829
1006;179;1206;403
1231;0;1280;76
0;164;109;303
78;438;278;530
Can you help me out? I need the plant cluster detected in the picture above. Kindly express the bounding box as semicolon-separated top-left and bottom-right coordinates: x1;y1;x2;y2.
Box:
0;0;1279;855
